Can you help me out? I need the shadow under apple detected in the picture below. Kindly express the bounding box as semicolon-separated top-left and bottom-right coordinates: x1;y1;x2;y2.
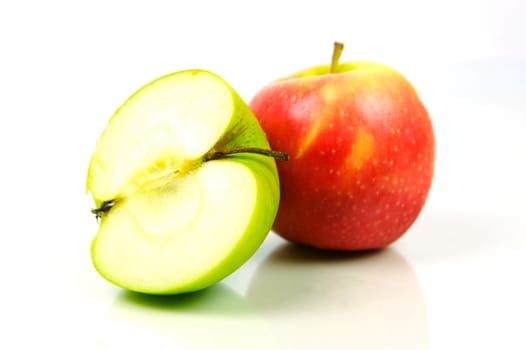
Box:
99;284;277;350
245;242;429;350
116;284;250;315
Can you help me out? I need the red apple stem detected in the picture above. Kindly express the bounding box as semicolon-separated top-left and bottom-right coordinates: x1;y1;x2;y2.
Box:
204;147;289;162
331;41;344;73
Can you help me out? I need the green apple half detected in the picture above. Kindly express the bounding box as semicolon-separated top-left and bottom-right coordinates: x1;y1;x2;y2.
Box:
87;70;286;295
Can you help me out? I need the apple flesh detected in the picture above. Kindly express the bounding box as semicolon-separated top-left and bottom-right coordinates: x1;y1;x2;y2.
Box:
87;69;284;294
250;47;435;250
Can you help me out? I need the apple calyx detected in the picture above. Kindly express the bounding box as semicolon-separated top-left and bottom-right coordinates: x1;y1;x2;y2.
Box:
90;147;288;221
330;41;344;73
91;200;115;221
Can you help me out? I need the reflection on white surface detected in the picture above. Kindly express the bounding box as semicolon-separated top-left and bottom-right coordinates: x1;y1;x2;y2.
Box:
246;243;428;349
99;238;427;349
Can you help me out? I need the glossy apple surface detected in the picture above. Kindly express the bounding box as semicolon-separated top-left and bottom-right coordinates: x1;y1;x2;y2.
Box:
250;60;435;250
87;69;281;294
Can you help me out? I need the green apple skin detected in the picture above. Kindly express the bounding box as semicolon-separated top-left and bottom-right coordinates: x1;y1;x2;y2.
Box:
250;62;435;250
87;70;280;295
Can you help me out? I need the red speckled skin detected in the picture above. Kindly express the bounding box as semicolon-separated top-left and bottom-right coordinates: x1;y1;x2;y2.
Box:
250;63;435;250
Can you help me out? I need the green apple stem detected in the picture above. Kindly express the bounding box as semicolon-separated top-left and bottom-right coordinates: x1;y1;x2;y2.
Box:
204;147;289;162
330;41;344;73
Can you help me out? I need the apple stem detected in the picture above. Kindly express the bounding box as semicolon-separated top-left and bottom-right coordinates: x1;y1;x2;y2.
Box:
204;147;289;162
330;41;344;73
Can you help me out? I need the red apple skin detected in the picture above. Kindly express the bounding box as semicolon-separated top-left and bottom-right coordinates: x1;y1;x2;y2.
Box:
250;62;435;250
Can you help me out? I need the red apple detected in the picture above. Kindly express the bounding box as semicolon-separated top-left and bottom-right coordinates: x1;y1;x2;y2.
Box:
249;43;435;250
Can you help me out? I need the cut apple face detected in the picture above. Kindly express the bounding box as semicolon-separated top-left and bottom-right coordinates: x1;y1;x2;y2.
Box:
87;70;282;295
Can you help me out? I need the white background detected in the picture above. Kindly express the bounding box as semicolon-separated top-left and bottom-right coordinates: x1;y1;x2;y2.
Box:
1;0;525;349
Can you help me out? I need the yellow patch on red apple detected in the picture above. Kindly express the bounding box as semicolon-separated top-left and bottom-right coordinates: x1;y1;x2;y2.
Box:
295;115;323;159
319;83;340;103
346;128;375;171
